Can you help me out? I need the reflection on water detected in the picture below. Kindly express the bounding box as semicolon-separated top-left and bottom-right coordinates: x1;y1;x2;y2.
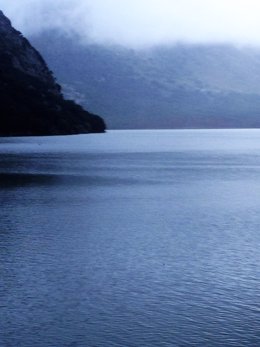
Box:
1;130;260;347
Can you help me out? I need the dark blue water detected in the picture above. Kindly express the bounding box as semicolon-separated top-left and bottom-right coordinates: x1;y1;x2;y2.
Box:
0;130;260;346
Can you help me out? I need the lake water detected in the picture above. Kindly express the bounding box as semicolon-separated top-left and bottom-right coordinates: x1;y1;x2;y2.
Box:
0;129;260;347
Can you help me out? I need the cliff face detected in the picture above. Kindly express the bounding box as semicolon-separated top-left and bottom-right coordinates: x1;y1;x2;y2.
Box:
0;10;105;135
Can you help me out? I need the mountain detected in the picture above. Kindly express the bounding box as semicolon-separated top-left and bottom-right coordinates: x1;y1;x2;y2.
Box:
30;31;260;129
0;11;105;136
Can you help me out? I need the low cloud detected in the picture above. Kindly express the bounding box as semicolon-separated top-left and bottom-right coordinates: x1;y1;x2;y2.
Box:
1;0;260;47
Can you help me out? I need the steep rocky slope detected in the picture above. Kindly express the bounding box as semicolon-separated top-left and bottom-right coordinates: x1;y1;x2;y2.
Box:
0;11;105;135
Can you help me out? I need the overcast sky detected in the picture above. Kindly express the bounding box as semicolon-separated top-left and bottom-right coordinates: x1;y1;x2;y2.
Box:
1;0;260;47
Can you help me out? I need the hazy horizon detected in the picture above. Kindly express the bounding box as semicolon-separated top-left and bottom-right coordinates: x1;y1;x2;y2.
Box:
1;0;260;48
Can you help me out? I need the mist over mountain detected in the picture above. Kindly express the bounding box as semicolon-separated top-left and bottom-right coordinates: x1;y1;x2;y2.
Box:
31;31;260;129
0;11;105;135
3;1;260;47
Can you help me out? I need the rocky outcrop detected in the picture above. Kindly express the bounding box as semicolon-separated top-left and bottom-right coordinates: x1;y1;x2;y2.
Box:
0;10;106;135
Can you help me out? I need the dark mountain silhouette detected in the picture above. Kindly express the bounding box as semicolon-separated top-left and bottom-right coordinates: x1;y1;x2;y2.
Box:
0;11;105;136
31;31;260;129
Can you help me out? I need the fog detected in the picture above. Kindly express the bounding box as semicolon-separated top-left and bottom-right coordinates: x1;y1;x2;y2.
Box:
1;0;260;47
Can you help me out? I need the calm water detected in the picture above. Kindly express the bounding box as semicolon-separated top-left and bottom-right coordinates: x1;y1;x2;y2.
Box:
0;130;260;347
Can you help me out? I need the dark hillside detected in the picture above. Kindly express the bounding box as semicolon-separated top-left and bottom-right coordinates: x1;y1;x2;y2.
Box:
0;10;105;136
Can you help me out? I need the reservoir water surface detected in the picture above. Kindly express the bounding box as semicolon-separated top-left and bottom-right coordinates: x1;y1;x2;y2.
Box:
0;130;260;346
